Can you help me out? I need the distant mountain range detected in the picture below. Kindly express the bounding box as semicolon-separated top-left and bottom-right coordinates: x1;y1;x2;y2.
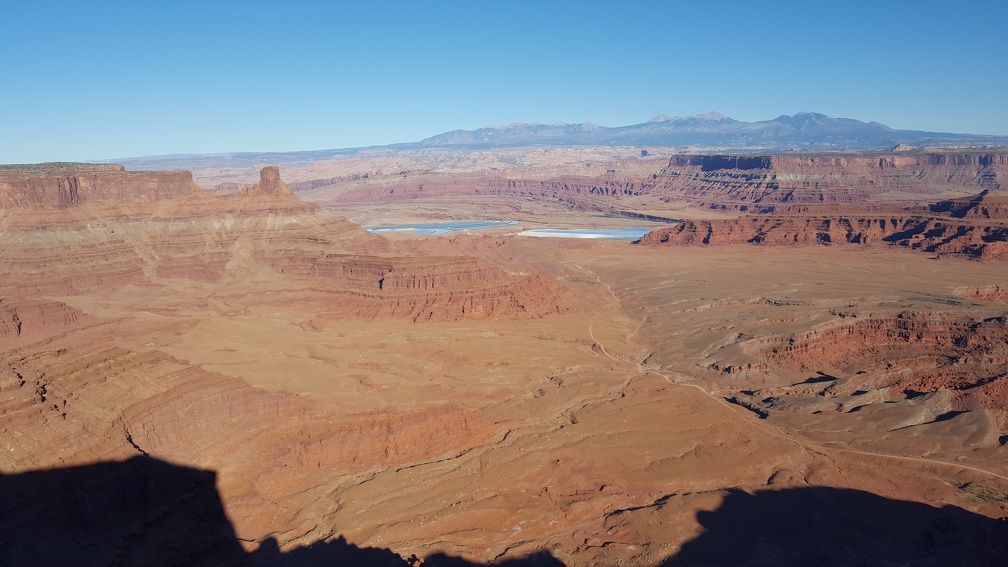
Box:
402;112;1008;151
105;112;1008;171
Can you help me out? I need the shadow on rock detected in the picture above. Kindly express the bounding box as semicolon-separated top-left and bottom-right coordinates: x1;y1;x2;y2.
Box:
4;457;1007;566
659;486;1008;567
421;551;565;567
247;537;565;567
0;456;564;567
0;456;243;567
245;535;408;567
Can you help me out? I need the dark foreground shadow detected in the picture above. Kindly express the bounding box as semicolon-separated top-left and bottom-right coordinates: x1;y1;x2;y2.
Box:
660;486;1008;567
246;536;563;567
0;456;242;566
2;457;1006;566
0;456;561;567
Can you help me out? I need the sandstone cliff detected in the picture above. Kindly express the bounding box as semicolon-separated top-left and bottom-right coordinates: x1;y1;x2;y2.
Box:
636;189;1008;260
955;285;1008;303
283;150;1008;219
929;190;1008;220
230;165;305;208
740;313;1008;432
0;164;207;208
0;162;571;557
0;298;91;351
0;165;566;321
652;152;1007;210
269;253;564;321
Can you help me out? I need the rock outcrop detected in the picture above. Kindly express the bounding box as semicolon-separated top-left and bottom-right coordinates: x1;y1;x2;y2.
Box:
637;214;1008;260
653;152;1007;209
930;190;1008;220
955;285;1008;303
0;165;564;319
0;164;206;209
740;313;1008;432
270;254;564;321
230;165;305;208
0;298;91;347
0;163;567;554
283;150;1008;220
637;188;1008;260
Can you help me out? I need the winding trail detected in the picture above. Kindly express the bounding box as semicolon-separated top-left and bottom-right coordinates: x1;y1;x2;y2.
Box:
572;260;623;361
570;255;1008;485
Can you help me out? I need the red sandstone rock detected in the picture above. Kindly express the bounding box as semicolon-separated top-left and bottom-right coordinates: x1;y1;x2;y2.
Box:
747;313;1008;418
636;201;1008;261
955;285;1008;303
654;153;1007;208
0;299;88;340
0;165;564;320
3;159;1007;565
0;164;206;209
281;151;1008;221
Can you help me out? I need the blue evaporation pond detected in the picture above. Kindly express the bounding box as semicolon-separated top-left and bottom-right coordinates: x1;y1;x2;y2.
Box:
518;228;654;240
366;220;519;235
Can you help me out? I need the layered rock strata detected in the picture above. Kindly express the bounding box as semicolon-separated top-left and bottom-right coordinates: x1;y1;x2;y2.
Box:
0;164;205;208
637;190;1008;260
0;165;563;319
733;313;1008;436
0;163;566;556
653;152;1007;209
955;285;1008;303
285;151;1008;216
270;254;563;321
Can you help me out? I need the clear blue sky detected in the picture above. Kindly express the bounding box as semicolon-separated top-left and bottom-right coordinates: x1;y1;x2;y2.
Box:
2;0;1006;163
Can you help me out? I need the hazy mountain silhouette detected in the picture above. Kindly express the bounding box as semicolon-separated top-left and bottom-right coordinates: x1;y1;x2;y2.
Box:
103;112;1008;172
406;112;1008;151
2;457;1006;566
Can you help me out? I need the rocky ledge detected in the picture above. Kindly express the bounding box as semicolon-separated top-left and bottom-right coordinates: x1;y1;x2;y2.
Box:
636;190;1008;261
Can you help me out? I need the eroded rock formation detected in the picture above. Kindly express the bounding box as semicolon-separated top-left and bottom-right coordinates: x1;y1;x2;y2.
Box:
0;163;572;559
0;298;91;351
955;285;1008;303
0;164;206;208
279;150;1008;225
930;190;1008;220
0;164;564;319
637;188;1008;260
654;152;1007;208
3;158;1007;565
271;254;563;321
722;312;1008;448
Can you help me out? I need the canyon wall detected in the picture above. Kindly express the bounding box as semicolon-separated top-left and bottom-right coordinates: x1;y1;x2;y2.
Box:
3;160;1008;565
737;313;1008;437
283;150;1008;218
0;165;566;320
636;212;1008;260
0;165;207;208
636;156;1008;261
0;163;568;555
301;172;646;214
269;253;563;321
654;152;1008;208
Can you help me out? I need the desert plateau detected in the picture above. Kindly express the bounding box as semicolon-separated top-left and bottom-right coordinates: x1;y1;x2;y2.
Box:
7;1;1008;562
1;144;1007;566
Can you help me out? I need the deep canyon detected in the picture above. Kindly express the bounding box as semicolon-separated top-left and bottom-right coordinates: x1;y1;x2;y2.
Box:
1;149;1007;566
